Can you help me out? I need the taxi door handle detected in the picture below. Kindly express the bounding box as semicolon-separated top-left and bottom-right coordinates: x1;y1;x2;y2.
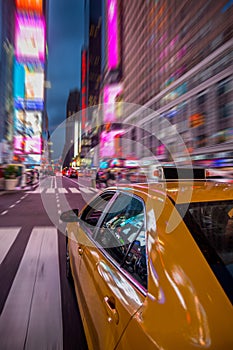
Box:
104;296;119;325
78;246;83;255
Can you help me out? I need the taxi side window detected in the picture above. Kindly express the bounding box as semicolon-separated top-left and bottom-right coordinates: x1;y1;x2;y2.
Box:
80;192;115;233
97;193;148;289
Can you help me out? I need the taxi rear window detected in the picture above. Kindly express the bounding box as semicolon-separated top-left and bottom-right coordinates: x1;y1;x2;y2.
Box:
176;200;233;304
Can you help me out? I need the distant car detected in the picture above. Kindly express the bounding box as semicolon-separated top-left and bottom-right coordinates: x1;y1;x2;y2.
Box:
62;167;68;176
61;166;233;349
67;167;78;178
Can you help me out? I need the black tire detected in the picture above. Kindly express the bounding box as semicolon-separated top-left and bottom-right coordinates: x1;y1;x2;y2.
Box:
66;241;73;282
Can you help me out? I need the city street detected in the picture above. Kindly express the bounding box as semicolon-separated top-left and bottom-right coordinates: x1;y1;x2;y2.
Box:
0;174;98;349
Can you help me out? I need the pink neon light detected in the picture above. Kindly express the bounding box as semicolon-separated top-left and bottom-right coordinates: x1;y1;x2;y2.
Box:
15;14;45;61
103;84;123;122
14;135;42;154
100;130;125;157
107;0;118;69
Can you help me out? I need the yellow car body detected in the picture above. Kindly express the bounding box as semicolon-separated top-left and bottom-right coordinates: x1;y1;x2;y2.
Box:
63;180;233;349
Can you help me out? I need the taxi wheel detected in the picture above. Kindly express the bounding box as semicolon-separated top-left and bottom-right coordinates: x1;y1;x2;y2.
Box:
66;240;72;282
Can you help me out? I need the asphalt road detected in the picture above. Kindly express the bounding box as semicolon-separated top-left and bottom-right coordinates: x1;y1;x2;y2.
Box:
0;174;98;350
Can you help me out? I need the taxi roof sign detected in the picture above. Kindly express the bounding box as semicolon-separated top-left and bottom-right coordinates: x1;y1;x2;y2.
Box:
151;166;206;181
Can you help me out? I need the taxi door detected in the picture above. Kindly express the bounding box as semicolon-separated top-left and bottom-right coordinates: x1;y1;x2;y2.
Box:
78;192;147;350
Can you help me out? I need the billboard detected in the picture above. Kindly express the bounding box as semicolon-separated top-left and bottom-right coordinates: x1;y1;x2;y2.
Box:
100;130;125;157
103;83;123;122
107;0;119;69
14;61;44;110
15;14;45;61
16;0;43;13
25;71;44;99
14;110;42;154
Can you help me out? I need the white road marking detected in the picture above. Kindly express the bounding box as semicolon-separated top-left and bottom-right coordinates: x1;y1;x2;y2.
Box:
58;188;68;193
0;227;21;264
9;204;15;208
80;187;94;194
0;210;8;216
0;226;63;349
88;188;100;193
46;188;55;194
69;187;80;193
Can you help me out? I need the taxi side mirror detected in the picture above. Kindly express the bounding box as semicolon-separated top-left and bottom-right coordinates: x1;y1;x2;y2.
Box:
60;209;79;222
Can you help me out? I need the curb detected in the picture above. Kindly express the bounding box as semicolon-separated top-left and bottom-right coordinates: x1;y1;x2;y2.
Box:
0;182;39;196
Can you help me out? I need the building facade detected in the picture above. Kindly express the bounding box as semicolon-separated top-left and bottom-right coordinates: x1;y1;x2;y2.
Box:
63;89;80;167
120;0;233;167
0;0;47;166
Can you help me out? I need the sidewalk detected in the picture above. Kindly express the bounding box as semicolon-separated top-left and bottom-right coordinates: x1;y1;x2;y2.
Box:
0;181;39;196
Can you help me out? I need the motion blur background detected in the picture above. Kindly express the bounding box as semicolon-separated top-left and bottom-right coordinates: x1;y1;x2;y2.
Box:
0;0;232;173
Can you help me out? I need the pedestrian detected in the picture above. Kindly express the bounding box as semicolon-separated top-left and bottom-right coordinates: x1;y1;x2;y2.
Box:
30;170;34;189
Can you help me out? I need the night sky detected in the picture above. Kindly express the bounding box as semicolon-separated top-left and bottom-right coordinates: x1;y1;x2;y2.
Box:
46;0;84;135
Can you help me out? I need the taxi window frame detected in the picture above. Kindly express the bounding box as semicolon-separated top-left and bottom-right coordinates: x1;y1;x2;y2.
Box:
79;190;118;238
93;190;148;295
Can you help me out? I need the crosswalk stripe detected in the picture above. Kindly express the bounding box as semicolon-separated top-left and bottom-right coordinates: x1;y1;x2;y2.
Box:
0;227;21;264
27;186;99;194
80;187;94;194
46;188;55;193
58;188;68;193
89;187;100;193
0;227;63;349
69;187;80;193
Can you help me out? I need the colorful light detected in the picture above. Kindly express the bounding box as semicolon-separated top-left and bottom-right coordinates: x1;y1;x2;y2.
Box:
15;14;45;61
16;0;43;14
100;130;125;157
103;84;123;122
107;0;119;69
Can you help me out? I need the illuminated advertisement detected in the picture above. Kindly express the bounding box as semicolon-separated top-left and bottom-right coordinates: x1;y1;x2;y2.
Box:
103;84;123;122
15;14;45;61
13;61;25;100
100;130;125;157
14;110;42;154
25;71;44;99
107;0;119;69
16;0;43;13
24;154;41;165
14;61;44;110
81;49;87;129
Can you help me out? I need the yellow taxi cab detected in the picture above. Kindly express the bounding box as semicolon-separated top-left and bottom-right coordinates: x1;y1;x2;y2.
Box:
60;167;233;349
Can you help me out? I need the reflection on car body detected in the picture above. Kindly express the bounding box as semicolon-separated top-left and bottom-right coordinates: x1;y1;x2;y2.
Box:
61;168;233;349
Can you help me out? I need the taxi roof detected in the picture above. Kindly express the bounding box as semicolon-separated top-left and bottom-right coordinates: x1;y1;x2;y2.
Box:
115;180;233;204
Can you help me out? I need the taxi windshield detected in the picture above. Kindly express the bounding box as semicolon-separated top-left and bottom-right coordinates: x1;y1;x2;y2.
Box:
176;200;233;304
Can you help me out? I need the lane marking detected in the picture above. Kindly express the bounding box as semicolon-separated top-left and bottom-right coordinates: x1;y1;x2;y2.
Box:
1;211;8;216
9;204;15;208
0;227;63;349
0;227;21;264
